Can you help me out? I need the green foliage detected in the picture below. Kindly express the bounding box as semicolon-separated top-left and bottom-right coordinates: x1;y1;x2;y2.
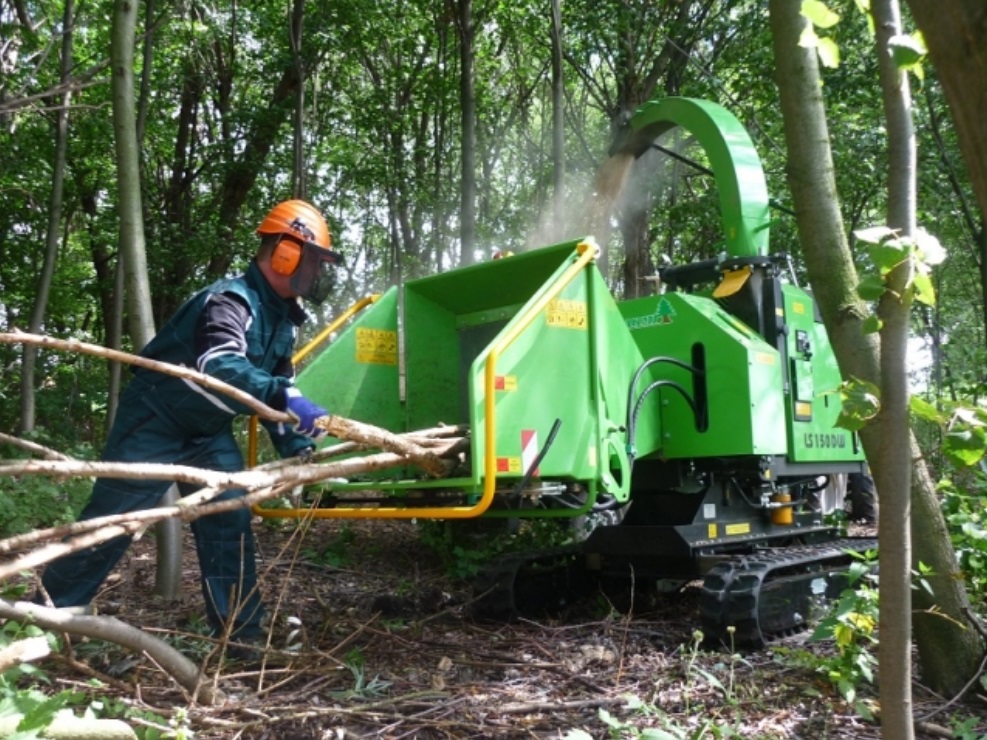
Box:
808;550;879;712
799;0;842;68
853;225;946;310
939;475;987;609
834;377;881;432
907;396;987;469
0;447;93;538
328;648;391;700
0;620;78;739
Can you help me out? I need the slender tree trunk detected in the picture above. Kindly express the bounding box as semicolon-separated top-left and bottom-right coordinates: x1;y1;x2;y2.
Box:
290;0;306;199
18;0;74;434
112;0;182;600
550;0;564;229
112;0;154;349
768;0;981;700
455;0;476;266
871;2;916;735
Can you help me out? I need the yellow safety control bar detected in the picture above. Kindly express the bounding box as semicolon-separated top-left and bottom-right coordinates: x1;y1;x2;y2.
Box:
253;239;600;520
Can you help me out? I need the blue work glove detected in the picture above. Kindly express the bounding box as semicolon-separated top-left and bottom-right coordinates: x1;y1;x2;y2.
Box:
284;387;329;440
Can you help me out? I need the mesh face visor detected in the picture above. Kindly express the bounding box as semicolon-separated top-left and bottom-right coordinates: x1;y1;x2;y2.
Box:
291;241;344;305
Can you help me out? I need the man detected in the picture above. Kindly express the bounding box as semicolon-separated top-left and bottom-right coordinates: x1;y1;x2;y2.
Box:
37;199;341;648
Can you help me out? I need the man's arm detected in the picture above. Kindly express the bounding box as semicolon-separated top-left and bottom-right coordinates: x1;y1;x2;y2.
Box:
195;292;293;413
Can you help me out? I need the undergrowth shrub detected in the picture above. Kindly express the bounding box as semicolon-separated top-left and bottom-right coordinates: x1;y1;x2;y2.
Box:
0;433;94;537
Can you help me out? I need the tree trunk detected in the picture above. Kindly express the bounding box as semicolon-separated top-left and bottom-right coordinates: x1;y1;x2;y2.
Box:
904;0;987;224
768;0;982;698
18;0;74;434
870;1;916;734
112;0;155;350
290;0;306;199
455;0;476;266
550;0;564;229
112;0;181;600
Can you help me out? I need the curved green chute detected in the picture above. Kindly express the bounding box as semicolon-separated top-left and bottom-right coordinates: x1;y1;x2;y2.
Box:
617;97;770;258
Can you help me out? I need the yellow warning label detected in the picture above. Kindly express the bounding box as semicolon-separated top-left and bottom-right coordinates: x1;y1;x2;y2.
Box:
754;352;776;365
495;375;517;392
496;457;522;474
725;522;751;536
546;299;588;330
792;301;806;315
708;523;718;539
355;328;398;365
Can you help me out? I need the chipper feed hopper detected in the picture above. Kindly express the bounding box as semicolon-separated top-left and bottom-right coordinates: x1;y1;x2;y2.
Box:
255;96;874;646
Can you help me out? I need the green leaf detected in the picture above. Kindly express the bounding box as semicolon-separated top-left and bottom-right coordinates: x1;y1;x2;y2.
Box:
912;272;936;306
801;0;841;28
836;377;881;432
562;731;595;740
862;314;882;334
817;37;841;68
867;240;909;275
853;225;897;244
915;228;946;266
798;24;820;49
857;275;885;301
909;395;943;424
640;730;683;740
888;33;927;68
944;428;987;467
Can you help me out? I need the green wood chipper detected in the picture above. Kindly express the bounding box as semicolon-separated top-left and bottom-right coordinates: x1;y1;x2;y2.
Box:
254;96;875;647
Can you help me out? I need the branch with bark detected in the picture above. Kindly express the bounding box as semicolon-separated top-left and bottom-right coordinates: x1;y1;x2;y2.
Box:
0;330;447;476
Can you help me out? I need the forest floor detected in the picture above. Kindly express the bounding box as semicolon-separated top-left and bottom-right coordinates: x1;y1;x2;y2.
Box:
33;517;987;740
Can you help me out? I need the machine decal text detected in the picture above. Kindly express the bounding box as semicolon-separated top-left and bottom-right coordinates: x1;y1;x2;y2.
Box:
803;432;848;449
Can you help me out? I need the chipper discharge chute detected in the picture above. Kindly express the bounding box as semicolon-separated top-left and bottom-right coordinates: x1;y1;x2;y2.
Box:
257;95;876;648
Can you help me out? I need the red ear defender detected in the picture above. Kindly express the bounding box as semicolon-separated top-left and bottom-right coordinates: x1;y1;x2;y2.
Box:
270;238;302;275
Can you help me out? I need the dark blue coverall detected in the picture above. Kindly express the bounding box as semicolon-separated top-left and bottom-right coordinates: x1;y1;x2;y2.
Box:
40;260;314;638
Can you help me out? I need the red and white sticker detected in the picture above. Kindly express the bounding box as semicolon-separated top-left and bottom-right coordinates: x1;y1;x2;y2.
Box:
521;429;539;476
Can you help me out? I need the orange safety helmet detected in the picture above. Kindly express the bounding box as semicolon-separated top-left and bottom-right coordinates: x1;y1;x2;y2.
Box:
256;200;343;305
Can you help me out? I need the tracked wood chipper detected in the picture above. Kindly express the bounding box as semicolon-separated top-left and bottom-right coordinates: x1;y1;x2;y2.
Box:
254;96;874;647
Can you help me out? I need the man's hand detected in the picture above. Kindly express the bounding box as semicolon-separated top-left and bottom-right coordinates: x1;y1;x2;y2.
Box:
284;388;329;440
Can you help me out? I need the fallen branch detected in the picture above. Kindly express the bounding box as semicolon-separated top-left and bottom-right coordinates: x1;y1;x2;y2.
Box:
315;415;446;477
0;449;432;580
0;432;72;461
0;330;281;422
0;600;221;705
0;330;446;475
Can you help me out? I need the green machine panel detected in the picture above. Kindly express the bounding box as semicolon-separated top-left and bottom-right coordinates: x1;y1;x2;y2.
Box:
782;284;864;463
295;288;404;437
619;292;787;459
295;240;655;500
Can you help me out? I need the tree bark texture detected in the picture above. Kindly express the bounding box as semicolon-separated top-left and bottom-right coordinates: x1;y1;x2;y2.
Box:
904;1;987;223
871;1;916;735
18;0;74;434
768;0;982;697
455;0;477;266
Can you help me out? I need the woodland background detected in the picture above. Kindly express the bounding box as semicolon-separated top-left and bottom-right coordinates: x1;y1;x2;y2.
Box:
1;0;980;449
3;0;987;738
